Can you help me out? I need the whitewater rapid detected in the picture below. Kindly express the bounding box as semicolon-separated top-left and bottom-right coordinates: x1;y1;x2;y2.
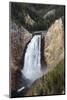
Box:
22;35;43;81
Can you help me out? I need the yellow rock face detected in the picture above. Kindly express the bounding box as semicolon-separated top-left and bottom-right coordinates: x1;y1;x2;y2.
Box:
44;18;64;69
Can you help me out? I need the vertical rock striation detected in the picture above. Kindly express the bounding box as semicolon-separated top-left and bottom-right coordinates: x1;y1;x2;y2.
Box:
44;18;64;70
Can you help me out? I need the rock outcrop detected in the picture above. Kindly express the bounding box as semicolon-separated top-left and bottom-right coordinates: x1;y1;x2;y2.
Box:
25;13;35;26
10;22;32;90
10;22;32;70
43;9;56;19
44;18;64;70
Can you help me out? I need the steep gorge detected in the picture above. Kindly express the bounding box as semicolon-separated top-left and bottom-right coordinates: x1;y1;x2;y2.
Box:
10;17;64;97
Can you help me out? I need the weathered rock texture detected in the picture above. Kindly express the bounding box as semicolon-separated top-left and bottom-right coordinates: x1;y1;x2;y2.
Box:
10;22;32;90
44;18;64;70
10;22;32;69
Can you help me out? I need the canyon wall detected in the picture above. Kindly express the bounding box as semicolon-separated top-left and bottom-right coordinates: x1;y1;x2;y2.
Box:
10;18;64;92
44;18;64;70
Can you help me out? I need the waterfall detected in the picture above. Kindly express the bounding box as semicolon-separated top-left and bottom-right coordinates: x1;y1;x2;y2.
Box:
22;35;43;82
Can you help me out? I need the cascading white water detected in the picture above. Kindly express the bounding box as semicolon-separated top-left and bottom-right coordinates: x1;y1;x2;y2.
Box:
22;35;43;82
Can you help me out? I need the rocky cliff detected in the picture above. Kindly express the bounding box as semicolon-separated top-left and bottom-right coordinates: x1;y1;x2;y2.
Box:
44;18;64;70
10;22;32;91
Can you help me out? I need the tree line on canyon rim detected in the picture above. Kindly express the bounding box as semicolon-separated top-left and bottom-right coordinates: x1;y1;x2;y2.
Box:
11;2;65;32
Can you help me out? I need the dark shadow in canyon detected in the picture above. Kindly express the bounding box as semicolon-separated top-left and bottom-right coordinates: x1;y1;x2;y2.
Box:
41;35;47;70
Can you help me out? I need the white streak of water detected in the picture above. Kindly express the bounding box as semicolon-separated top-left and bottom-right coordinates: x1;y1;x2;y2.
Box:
22;35;43;81
18;86;25;92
